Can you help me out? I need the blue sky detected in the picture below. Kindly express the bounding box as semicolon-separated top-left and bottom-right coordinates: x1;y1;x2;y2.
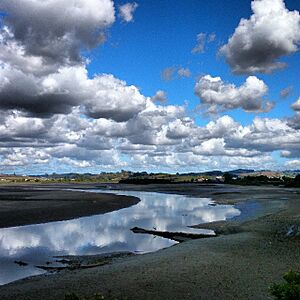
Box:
88;0;300;125
0;0;300;174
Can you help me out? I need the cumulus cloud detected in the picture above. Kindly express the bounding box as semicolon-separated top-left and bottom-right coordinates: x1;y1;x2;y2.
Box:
192;138;260;157
220;0;300;74
83;74;148;121
125;103;186;145
166;119;193;140
0;0;299;173
128;151;275;172
1;105;299;172
0;65;84;117
0;148;51;167
288;115;300;130
0;113;48;139
195;74;274;114
118;2;138;22
0;63;148;120
58;157;92;168
47;144;126;168
288;99;300;129
227;117;300;157
0;0;147;120
0;0;115;66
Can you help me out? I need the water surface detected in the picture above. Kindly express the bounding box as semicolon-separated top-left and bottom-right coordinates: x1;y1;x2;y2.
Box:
0;189;240;285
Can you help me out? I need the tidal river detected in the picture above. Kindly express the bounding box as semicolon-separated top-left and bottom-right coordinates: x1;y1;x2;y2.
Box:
0;189;240;285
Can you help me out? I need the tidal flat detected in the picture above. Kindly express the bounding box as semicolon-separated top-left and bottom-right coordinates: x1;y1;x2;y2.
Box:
0;183;299;299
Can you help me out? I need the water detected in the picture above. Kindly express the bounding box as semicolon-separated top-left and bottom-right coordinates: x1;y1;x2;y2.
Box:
0;189;240;285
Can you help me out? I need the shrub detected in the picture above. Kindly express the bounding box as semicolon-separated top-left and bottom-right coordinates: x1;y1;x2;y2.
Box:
269;270;300;299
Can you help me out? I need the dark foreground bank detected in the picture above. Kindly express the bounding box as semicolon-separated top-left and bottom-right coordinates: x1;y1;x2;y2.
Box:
0;185;139;228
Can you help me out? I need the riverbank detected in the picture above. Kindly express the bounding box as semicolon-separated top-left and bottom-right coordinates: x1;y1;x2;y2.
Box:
0;184;300;299
0;185;139;228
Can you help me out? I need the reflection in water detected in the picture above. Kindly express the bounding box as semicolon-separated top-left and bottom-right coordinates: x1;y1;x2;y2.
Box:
0;190;240;285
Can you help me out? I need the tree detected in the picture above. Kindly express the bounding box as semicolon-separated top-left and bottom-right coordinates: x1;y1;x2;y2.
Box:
294;174;300;187
223;172;233;184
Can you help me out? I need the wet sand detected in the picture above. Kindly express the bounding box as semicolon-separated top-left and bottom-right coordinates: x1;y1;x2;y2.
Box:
0;184;300;299
0;185;139;228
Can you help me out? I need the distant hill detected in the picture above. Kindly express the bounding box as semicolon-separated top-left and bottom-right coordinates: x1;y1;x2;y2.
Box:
228;169;255;175
4;169;300;185
200;170;224;176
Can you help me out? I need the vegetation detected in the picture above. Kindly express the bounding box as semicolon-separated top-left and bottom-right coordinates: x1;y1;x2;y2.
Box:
1;170;299;186
0;170;222;184
223;172;300;187
284;174;300;187
270;270;300;299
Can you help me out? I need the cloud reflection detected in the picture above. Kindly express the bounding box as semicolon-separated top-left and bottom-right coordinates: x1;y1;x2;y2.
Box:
0;190;240;285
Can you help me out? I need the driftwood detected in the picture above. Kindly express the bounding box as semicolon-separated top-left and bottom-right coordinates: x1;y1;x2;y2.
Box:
131;226;216;243
35;265;67;271
36;261;108;272
14;260;28;266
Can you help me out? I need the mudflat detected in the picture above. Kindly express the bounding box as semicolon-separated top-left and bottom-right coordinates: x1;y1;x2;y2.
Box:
0;184;139;228
0;184;300;300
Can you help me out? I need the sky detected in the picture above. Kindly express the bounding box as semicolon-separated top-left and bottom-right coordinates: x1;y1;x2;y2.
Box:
0;0;300;174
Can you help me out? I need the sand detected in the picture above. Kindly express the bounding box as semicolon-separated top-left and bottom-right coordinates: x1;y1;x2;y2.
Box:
0;184;300;300
0;184;139;228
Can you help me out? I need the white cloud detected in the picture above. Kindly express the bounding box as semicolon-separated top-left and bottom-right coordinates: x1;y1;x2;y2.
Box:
177;68;191;78
162;66;192;81
228;117;300;156
195;75;273;113
280;86;293;98
192;32;216;54
0;64;149;121
0;1;145;120
291;98;300;111
161;67;176;81
118;2;138;22
220;0;300;74
151;90;168;103
0;0;299;173
59;158;92;168
84;73;148;121
192;33;206;54
285;160;300;169
1;106;299;172
0;0;115;66
166;119;193;140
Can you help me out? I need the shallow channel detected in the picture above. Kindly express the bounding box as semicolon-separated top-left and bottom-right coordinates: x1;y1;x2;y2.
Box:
0;189;240;285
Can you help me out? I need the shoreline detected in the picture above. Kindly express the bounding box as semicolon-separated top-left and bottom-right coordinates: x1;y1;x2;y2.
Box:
1;184;300;299
0;185;140;229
